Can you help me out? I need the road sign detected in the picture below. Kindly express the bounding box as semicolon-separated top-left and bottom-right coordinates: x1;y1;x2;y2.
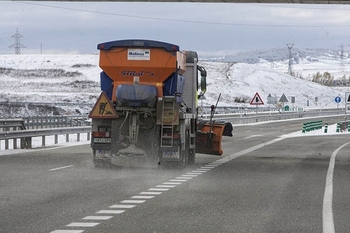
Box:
250;92;264;105
279;94;288;103
335;96;341;103
89;92;119;119
346;92;350;104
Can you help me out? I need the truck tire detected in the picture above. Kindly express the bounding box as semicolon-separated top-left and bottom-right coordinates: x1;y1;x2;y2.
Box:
93;150;112;168
188;148;195;165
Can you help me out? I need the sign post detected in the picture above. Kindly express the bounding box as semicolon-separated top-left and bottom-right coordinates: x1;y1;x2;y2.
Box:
335;96;341;109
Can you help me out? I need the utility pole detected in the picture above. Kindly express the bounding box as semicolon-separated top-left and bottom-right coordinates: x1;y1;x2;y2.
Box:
9;28;26;54
287;44;294;76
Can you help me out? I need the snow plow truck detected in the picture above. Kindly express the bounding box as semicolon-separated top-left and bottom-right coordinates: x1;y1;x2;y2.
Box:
89;39;232;168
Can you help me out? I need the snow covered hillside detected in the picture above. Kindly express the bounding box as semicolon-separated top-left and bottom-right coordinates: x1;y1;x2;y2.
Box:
0;53;347;117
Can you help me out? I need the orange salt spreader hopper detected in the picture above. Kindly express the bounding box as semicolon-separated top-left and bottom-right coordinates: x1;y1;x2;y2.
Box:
97;39;186;102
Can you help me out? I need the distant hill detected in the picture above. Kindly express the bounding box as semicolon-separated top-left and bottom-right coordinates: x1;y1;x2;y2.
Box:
204;47;349;64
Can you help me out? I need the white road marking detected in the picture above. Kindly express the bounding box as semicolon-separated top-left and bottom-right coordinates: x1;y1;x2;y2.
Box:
109;204;136;209
121;200;145;204
66;222;99;227
82;216;113;220
192;170;207;173
198;167;212;170
163;182;181;185
140;192;162;195
49;165;74;171
176;176;193;179
244;134;263;139
156;185;176;188
322;142;350;233
96;210;125;214
50;231;84;233
51;137;286;233
131;195;155;199
148;188;169;191
181;174;198;177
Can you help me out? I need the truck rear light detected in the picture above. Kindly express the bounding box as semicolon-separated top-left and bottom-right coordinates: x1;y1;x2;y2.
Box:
92;131;111;138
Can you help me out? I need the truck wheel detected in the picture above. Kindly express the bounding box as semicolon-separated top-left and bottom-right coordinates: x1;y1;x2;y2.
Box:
188;148;195;165
93;150;112;168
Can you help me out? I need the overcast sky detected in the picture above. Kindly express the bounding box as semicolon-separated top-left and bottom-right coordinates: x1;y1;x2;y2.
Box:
1;1;350;56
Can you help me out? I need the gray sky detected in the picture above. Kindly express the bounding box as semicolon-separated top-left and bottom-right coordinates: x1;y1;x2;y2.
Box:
1;1;350;56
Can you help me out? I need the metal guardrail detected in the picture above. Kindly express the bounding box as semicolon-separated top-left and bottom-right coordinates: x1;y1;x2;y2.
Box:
0;109;346;151
202;110;346;124
0;126;91;150
22;115;91;129
0;118;26;130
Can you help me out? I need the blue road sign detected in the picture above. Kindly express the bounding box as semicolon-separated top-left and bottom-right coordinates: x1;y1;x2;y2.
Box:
335;96;341;103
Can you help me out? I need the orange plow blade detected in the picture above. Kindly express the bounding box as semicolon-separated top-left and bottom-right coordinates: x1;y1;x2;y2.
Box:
196;121;233;156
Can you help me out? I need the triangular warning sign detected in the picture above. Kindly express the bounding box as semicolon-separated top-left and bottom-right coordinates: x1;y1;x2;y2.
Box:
279;93;289;103
89;92;118;119
250;92;264;105
347;92;350;103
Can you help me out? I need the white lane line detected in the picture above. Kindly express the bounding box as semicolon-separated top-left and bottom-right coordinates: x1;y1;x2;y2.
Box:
192;170;207;173
186;173;201;175
121;200;146;204
51;137;286;233
97;210;125;214
181;174;198;177
66;222;99;227
109;204;136;209
323;142;350;233
131;195;155;199
49;165;74;171
140;192;162;195
163;182;181;185
50;230;84;233
156;185;176;188
244;134;263;139
148;188;169;191
176;176;193;180
82;216;113;220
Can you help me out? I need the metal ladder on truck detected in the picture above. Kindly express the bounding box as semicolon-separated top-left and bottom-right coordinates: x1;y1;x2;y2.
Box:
160;97;176;148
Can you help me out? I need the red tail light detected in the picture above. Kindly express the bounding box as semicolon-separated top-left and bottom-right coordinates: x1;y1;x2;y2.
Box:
92;131;110;138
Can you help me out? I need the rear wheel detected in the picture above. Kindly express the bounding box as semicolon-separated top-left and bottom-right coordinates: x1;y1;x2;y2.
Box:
93;150;112;168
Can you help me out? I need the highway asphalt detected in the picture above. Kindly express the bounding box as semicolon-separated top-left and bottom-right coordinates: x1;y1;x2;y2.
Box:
1;115;350;233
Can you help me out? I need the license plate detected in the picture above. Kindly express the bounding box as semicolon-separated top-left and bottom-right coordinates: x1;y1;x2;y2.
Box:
162;151;180;159
93;138;111;143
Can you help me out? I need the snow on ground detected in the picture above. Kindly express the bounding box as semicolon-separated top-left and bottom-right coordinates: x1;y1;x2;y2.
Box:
0;53;347;117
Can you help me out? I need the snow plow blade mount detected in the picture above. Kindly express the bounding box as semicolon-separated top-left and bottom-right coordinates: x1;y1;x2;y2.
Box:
196;121;233;156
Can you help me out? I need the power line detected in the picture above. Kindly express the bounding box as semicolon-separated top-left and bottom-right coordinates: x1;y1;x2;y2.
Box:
16;1;350;28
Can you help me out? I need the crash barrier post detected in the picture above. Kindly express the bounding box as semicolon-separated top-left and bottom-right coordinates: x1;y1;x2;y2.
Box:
302;120;323;133
336;121;350;133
